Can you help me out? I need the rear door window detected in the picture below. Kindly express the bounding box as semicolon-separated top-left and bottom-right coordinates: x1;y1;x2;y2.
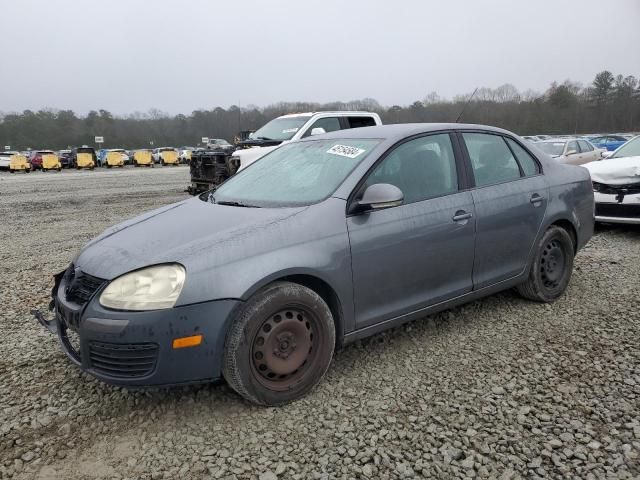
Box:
578;140;593;152
462;133;521;187
347;116;377;129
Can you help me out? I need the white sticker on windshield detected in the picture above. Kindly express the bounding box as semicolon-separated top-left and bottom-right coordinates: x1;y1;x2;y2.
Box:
326;144;366;159
282;128;299;134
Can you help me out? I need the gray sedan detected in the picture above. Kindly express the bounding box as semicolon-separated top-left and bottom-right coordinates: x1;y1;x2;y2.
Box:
37;124;594;405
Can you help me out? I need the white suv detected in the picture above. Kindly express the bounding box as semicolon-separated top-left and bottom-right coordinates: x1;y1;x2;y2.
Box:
231;111;382;171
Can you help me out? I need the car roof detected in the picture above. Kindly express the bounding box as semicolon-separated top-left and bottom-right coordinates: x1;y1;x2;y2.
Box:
279;111;378;119
299;123;514;143
537;138;570;144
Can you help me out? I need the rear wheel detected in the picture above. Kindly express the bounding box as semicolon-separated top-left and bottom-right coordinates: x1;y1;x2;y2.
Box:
223;281;335;406
9;169;14;174
517;226;574;302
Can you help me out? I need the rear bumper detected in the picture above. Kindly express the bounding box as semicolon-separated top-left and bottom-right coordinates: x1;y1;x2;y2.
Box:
44;277;240;387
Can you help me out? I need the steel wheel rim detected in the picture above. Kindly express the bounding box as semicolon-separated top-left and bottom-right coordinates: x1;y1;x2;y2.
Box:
251;306;318;391
540;239;566;288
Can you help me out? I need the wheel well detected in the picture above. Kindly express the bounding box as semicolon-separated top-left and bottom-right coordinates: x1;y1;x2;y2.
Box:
278;274;344;346
550;219;577;255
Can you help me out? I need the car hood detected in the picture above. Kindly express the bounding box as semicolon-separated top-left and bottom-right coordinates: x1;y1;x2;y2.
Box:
584;156;640;185
236;145;280;170
75;197;308;280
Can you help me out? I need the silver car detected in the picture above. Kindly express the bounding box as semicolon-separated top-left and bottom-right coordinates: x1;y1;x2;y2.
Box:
36;124;594;406
535;138;603;165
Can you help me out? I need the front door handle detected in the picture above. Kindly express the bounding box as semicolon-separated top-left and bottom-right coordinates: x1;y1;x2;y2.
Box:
530;194;543;205
452;211;473;222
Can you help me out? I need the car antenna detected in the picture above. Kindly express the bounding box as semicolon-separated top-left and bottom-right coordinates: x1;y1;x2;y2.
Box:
455;87;478;123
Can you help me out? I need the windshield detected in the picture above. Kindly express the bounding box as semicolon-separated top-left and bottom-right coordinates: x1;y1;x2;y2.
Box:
536;142;566;156
208;139;380;207
251;116;311;141
611;136;639;158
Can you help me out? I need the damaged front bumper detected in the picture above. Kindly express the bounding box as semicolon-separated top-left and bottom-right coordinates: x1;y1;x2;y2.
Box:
33;268;240;387
593;184;640;225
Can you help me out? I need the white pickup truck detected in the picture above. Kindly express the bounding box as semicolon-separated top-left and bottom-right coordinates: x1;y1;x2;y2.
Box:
229;111;382;172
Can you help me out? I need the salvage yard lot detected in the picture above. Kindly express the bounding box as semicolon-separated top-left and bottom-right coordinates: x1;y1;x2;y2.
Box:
1;168;639;480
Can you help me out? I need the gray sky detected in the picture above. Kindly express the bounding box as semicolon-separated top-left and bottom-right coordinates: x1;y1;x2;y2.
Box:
2;0;639;116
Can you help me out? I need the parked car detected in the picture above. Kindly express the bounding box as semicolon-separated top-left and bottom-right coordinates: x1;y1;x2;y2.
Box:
152;147;178;164
58;149;72;168
36;123;593;406
29;150;60;171
179;146;195;163
206;138;235;152
105;149;128;168
70;147;97;169
8;153;31;173
585;135;640;224
534;138;602;165
0;150;20;170
230;111;382;172
133;149;154;167
588;135;628;152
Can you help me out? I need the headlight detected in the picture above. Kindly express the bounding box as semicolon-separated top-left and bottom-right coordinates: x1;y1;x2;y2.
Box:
99;264;186;311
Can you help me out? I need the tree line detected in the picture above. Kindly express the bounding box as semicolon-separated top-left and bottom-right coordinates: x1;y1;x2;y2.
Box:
1;70;638;151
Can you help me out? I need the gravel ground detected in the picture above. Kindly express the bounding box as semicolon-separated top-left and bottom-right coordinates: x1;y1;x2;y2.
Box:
1;167;639;480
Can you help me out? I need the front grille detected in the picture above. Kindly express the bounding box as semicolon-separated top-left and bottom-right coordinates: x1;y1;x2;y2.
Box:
88;341;158;378
595;203;640;219
64;266;105;305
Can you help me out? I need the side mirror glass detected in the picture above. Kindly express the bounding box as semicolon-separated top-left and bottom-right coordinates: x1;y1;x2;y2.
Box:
601;151;613;159
357;183;404;211
310;127;326;136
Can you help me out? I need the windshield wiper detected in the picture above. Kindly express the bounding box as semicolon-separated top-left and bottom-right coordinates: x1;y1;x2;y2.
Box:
255;136;274;141
216;200;261;208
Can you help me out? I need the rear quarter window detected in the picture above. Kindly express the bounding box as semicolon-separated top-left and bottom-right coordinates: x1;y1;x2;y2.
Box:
506;138;540;176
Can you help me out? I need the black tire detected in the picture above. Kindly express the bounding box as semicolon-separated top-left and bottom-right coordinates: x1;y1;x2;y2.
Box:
517;226;574;302
9;169;15;174
25;168;31;174
223;281;335;406
106;164;112;169
57;167;61;172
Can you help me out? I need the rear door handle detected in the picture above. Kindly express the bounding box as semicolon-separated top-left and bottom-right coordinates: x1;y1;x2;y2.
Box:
530;194;543;205
452;211;473;222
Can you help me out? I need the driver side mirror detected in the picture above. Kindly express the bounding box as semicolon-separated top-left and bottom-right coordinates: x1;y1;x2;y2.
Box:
310;127;326;136
565;149;578;156
601;150;613;159
357;184;404;212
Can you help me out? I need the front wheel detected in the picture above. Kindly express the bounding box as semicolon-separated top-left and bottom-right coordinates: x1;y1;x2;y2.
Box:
517;226;574;302
223;282;335;406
